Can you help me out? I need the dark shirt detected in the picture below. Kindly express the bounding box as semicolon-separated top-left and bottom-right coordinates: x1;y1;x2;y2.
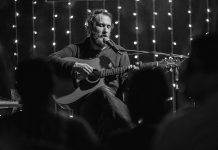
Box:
48;37;130;95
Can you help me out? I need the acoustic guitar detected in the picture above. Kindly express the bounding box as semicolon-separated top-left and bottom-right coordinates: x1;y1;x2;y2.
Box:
53;57;180;105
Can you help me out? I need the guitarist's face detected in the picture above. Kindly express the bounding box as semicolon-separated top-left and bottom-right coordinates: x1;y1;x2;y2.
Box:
90;14;112;48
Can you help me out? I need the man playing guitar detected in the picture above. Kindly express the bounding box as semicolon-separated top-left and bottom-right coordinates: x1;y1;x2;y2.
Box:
49;9;133;139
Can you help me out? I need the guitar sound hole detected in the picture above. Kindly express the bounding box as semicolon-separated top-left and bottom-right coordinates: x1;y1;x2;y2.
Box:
88;70;100;82
79;78;100;90
88;74;98;82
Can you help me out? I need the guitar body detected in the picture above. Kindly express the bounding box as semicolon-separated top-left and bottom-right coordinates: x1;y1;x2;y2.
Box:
54;57;110;105
54;78;105;104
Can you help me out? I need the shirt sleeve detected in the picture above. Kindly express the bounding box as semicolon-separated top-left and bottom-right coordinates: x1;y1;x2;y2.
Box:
48;44;78;78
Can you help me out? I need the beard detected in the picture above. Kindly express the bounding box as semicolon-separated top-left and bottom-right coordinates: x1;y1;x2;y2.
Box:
90;32;109;48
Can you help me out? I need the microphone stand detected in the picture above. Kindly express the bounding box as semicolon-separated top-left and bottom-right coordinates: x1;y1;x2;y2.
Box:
119;49;189;59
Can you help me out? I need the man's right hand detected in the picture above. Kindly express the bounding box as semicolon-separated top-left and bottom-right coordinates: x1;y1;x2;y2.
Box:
74;62;94;79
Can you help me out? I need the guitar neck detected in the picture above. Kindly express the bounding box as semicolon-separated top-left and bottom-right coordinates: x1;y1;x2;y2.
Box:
99;61;159;77
100;66;130;77
140;61;158;69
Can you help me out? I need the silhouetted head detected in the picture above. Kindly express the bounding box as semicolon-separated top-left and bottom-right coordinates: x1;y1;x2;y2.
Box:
181;33;218;102
15;57;54;110
126;68;170;125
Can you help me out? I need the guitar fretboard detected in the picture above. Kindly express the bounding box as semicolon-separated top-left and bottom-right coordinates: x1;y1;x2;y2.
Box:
99;62;158;77
100;66;129;77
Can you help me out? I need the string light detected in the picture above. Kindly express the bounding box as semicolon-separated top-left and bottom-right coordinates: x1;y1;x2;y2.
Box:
68;0;72;44
152;0;157;60
206;0;210;34
134;0;139;62
116;0;121;45
188;0;192;53
32;0;37;55
134;55;138;59
86;0;90;19
103;0;106;9
52;1;56;52
168;0;177;114
168;0;175;54
85;0;91;36
13;0;19;70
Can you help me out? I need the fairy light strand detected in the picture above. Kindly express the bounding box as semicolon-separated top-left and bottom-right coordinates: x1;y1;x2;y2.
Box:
116;0;121;45
206;0;210;34
188;0;192;53
32;0;37;55
103;0;106;9
68;0;72;44
86;0;90;17
152;0;157;60
135;0;139;51
168;0;175;54
168;0;177;114
134;0;140;62
14;0;19;69
52;1;56;52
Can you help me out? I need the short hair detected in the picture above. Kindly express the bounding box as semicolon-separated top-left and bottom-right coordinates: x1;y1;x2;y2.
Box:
85;9;114;34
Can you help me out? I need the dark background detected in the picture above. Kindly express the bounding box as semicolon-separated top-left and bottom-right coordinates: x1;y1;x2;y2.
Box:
0;0;218;110
1;0;218;63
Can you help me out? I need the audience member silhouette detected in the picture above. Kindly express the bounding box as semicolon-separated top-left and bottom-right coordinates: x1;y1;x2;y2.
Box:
0;43;12;99
154;33;218;150
0;57;100;150
103;68;170;150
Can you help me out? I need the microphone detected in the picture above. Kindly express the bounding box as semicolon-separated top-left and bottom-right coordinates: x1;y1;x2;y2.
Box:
103;37;122;54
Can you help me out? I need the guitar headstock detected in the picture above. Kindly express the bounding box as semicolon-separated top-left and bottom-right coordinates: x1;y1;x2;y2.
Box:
158;57;182;69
